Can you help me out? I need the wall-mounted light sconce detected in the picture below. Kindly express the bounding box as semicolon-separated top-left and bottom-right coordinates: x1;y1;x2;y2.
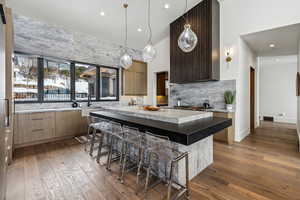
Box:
225;48;233;63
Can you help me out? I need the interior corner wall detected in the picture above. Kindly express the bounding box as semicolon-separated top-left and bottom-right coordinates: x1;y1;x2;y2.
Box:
297;41;300;150
235;38;257;142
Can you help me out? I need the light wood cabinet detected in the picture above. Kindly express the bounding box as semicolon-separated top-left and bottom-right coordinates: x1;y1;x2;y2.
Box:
14;110;87;148
213;112;235;145
14;112;55;145
123;60;147;96
55;110;86;137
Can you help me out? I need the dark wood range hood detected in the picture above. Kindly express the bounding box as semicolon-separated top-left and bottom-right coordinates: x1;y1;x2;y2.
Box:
170;0;220;84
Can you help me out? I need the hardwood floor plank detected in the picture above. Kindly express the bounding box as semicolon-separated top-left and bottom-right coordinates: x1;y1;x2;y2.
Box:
7;121;300;200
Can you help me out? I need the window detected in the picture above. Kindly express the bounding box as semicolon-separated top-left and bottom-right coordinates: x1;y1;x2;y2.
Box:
75;63;97;100
13;55;38;101
13;52;119;103
44;59;71;101
100;67;118;100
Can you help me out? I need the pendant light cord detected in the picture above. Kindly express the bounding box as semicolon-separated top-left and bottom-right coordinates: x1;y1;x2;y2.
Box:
123;3;128;49
183;0;189;24
147;0;152;43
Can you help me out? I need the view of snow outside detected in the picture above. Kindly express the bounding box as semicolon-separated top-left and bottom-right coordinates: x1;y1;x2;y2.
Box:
13;55;118;101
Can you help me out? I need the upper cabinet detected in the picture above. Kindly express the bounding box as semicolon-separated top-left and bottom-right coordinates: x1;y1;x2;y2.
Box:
170;0;220;83
123;60;147;96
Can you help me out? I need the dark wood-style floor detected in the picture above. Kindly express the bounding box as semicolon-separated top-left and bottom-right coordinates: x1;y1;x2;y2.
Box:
6;121;300;200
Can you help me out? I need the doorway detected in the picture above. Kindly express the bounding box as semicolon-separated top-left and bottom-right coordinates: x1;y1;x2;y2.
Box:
156;72;168;106
250;67;255;133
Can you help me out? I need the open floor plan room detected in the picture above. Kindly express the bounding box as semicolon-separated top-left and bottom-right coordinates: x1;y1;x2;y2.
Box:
1;0;300;200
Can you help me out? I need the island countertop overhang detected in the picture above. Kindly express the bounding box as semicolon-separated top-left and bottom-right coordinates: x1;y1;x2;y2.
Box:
90;111;232;145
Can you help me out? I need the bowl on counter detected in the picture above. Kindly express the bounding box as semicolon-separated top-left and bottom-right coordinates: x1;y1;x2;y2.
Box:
143;106;160;111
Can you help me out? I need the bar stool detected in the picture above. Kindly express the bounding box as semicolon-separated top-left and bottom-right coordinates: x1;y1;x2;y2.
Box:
119;125;143;184
105;121;124;171
85;116;110;156
142;132;189;200
85;116;103;152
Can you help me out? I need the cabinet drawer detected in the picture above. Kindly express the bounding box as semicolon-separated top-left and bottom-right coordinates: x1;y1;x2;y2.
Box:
14;112;55;145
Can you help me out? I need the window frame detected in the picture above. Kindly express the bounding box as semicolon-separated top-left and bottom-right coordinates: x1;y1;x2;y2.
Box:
14;51;120;104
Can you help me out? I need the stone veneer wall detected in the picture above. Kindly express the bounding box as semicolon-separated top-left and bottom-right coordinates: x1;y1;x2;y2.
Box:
13;14;143;68
170;80;236;109
13;14;144;110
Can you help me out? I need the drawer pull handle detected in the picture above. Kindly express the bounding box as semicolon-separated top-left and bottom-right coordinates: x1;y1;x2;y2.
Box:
32;129;44;132
32;118;43;121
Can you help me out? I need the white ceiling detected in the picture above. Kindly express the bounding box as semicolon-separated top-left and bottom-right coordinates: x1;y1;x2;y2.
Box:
242;23;300;57
8;0;203;50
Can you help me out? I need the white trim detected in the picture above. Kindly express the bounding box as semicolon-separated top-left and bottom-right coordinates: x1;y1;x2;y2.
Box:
235;128;250;142
274;117;297;124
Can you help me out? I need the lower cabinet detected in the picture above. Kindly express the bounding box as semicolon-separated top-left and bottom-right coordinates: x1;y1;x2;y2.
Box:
55;110;87;137
14;110;87;148
213;112;235;145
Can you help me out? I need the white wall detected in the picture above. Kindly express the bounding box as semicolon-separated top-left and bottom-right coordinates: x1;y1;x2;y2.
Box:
297;42;300;150
220;0;300;80
235;39;257;142
259;56;297;124
146;36;170;105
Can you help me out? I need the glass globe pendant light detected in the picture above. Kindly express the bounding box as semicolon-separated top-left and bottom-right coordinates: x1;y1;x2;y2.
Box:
120;2;133;69
178;0;198;53
143;0;156;62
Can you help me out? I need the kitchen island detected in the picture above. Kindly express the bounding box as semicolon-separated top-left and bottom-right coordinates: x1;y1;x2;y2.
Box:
90;108;232;184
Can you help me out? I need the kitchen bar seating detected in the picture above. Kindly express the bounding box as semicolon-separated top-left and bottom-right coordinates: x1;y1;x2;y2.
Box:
84;116;109;156
143;132;189;200
86;117;190;200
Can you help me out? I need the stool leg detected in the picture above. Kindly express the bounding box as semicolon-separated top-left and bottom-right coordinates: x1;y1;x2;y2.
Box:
106;136;114;171
96;133;104;164
185;154;190;199
89;129;97;156
85;126;92;151
119;142;128;184
167;161;174;200
136;148;143;194
144;153;152;199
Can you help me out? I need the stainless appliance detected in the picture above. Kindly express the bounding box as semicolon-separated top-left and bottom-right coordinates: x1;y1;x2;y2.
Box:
0;3;11;200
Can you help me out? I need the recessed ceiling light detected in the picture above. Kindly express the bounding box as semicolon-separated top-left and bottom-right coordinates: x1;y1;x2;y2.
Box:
137;28;142;32
164;3;170;9
269;44;275;48
100;11;105;16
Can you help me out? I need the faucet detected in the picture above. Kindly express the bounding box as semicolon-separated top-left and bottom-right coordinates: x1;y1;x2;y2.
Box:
87;94;92;107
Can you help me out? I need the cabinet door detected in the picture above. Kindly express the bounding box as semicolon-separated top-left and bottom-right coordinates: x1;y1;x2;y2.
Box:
137;72;147;95
123;61;147;96
123;71;135;95
55;111;87;137
14;112;55;145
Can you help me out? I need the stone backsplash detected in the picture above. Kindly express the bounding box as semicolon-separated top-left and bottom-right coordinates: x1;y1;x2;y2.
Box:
169;80;236;109
14;101;121;112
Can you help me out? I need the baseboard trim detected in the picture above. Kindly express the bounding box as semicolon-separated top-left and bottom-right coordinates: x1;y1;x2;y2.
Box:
274;117;297;124
14;134;84;149
235;128;250;142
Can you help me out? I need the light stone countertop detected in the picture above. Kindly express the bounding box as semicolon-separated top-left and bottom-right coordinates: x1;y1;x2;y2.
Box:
101;106;213;124
15;107;82;114
204;108;235;113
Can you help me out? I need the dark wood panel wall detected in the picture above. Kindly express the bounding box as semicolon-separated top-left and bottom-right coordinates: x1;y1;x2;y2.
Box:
170;0;220;83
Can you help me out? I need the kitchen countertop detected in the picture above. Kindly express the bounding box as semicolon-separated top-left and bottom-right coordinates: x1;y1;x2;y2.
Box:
101;106;213;124
204;108;235;113
15;107;82;114
90;111;232;145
